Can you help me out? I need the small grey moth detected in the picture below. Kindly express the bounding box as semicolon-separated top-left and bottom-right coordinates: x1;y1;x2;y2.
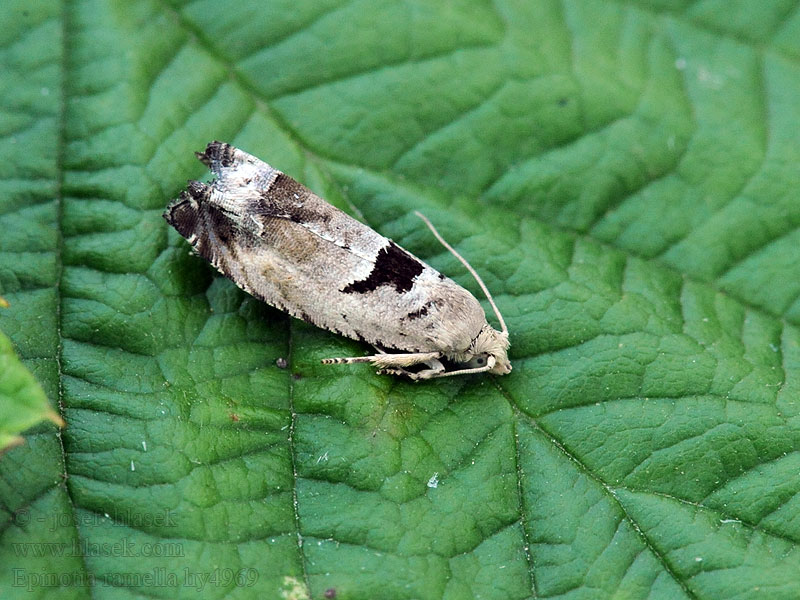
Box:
164;142;511;379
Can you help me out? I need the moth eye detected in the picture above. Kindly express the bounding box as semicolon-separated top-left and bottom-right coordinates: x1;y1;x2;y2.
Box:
465;355;488;369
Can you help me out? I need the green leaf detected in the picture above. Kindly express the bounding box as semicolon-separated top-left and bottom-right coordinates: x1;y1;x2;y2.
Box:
2;0;800;598
0;328;63;451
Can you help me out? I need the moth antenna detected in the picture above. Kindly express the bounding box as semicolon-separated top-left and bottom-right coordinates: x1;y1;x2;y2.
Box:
414;211;507;335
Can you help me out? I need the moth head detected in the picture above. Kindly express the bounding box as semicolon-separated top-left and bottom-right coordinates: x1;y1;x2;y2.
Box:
469;325;512;375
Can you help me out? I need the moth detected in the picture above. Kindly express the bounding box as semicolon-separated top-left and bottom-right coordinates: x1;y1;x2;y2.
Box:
163;142;511;379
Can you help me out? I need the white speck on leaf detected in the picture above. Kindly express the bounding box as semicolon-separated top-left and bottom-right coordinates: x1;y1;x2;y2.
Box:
427;473;439;488
697;65;724;89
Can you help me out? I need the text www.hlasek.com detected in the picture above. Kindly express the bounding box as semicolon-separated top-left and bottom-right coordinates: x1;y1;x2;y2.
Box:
12;539;183;558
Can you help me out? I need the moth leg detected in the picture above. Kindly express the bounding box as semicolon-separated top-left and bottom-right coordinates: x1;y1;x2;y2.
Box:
322;351;442;368
377;357;445;380
423;357;445;374
375;368;410;377
411;357;447;380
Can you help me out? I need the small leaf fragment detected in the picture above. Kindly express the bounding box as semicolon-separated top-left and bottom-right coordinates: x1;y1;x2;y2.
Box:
0;330;63;451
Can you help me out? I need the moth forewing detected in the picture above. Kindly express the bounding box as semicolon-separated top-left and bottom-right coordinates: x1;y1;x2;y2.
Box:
164;141;511;379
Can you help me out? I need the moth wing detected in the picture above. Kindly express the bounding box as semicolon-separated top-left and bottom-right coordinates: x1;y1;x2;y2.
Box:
165;142;489;356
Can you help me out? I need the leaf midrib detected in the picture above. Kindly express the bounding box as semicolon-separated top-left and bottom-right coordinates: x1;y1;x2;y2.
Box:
53;0;92;595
